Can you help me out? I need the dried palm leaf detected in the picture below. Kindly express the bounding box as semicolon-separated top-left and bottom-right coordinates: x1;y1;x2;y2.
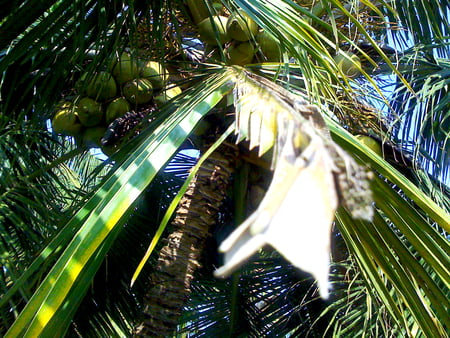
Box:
215;68;373;298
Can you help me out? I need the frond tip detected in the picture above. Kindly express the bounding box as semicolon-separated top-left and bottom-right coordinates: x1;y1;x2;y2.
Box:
215;69;374;299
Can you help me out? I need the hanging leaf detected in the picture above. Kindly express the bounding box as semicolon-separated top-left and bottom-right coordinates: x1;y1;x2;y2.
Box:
215;124;338;298
215;68;374;298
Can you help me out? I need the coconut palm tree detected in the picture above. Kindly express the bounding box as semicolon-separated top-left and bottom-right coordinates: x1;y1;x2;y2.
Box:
0;0;449;337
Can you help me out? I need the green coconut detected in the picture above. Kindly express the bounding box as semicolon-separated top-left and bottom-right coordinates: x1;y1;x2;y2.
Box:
52;103;82;136
226;10;258;41
75;97;103;127
356;135;382;156
334;51;361;78
139;60;168;89
198;16;230;46
154;85;182;105
185;0;223;24
112;52;141;85
249;185;266;209
82;126;107;148
123;78;153;105
225;42;255;65
105;97;131;124
256;31;281;62
86;71;117;101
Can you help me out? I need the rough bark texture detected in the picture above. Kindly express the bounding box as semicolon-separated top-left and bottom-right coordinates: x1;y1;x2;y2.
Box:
135;143;236;337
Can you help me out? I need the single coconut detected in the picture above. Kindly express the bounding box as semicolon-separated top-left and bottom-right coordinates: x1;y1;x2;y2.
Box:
225;42;255;65
86;71;117;101
75;97;103;127
356;135;382;156
52;103;82;136
112;52;141;85
256;31;281;62
249;185;266;209
334;51;361;78
82;126;107;148
226;10;258;41
139;60;168;89
123;78;153;105
185;0;209;24
154;85;182;105
186;0;223;24
105;97;130;124
198;16;230;46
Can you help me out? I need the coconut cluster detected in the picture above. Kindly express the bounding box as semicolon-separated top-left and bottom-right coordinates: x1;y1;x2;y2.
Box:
186;2;282;65
52;52;182;152
188;2;362;77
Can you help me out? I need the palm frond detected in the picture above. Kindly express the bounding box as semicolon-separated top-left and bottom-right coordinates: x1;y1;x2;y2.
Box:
389;52;450;182
324;258;402;337
0;120;91;334
335;203;449;336
2;70;234;337
329;121;450;336
413;169;450;211
389;0;450;58
69;166;191;337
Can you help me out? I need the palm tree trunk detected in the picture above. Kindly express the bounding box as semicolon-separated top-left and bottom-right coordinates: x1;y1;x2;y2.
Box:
134;143;236;337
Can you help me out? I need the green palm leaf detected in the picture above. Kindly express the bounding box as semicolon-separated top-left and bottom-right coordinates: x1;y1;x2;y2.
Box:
4;71;234;337
390;54;450;181
2;0;450;336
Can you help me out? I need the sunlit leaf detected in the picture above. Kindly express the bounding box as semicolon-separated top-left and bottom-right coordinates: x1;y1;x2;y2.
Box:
4;71;235;337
